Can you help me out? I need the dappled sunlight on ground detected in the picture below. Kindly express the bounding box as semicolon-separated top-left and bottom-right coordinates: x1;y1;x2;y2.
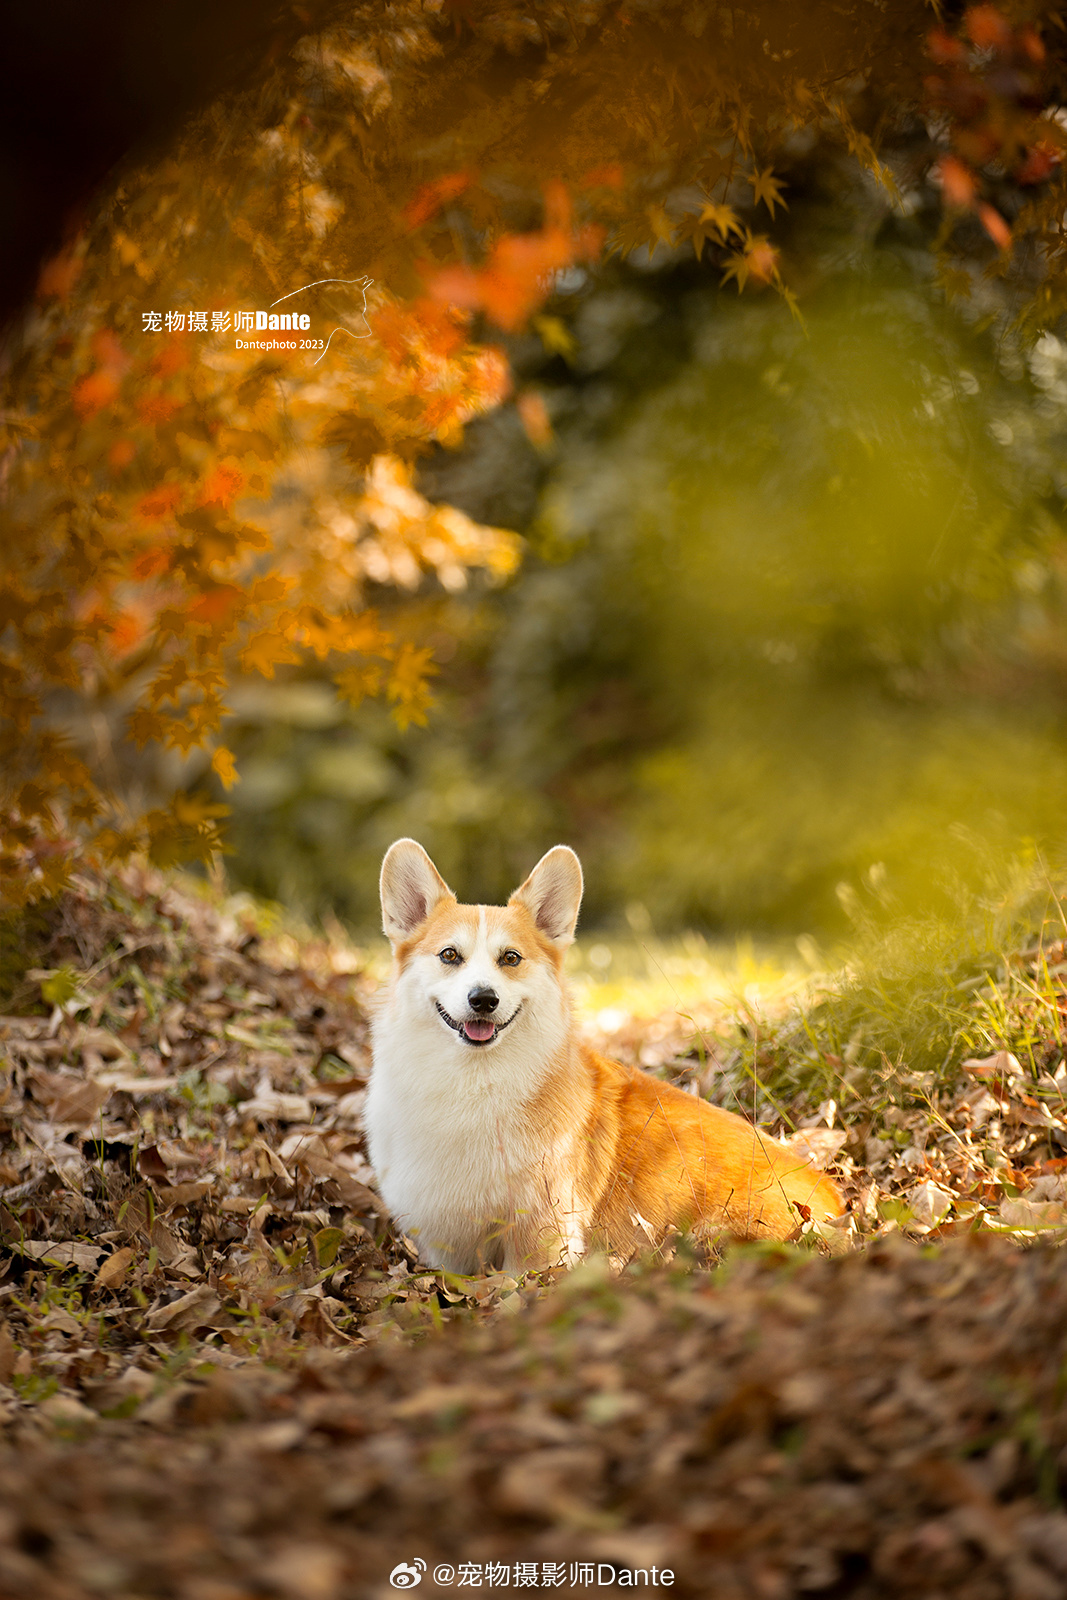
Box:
567;933;820;1069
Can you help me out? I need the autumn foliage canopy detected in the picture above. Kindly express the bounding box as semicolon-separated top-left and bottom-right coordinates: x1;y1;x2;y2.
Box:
3;0;1067;909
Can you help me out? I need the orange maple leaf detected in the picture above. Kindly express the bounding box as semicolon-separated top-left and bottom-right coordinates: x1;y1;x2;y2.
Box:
978;202;1012;251
137;395;181;426
201;462;245;507
938;155;977;208
130;544;172;581
403;171;472;229
73;370;120;417
136;485;183;521
517;390;553;450
150;339;189;378
964;4;1012;51
426;183;604;332
187;586;244;628
107;610;149;659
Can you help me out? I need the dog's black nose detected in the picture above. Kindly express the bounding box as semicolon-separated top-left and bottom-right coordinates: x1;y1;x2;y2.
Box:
467;987;499;1015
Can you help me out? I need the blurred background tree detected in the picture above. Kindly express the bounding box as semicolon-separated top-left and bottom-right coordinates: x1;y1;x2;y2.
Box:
5;0;1067;934
226;168;1067;933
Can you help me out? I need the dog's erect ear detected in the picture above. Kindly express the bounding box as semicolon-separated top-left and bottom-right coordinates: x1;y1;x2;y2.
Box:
510;846;583;947
380;839;453;943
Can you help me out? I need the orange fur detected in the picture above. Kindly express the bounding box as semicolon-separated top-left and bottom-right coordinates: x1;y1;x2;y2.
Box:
572;1045;842;1248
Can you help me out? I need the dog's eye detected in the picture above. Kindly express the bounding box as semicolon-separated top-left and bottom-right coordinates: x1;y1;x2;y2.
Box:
499;949;522;968
438;946;462;965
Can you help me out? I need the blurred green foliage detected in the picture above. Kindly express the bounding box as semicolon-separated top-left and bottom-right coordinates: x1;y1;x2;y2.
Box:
221;234;1067;936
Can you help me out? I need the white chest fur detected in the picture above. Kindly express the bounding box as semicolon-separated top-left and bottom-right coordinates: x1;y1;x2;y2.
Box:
365;980;585;1272
366;839;590;1274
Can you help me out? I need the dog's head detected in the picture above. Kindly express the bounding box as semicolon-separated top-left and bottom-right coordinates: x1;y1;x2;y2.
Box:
379;839;583;1050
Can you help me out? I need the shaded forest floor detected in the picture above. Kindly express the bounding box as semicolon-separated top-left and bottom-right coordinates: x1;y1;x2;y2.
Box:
3;869;1067;1598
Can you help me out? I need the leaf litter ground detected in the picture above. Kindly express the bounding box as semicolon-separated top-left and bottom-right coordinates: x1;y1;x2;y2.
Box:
3;870;1067;1598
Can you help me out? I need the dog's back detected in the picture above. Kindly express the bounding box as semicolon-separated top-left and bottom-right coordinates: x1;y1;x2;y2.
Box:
575;1044;843;1251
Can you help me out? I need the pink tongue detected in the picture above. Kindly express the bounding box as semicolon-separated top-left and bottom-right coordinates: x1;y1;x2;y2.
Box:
464;1018;496;1042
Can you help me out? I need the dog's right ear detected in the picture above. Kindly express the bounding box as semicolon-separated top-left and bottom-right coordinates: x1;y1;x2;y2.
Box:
380;839;453;944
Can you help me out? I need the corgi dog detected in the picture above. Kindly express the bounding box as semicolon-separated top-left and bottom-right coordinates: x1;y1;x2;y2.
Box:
364;839;843;1274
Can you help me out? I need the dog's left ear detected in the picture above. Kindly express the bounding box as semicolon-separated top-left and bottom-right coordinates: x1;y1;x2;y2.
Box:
510;846;583;947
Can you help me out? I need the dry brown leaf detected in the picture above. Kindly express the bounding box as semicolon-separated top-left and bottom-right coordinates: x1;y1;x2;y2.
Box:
907;1180;955;1230
390;1383;506;1419
95;1246;136;1289
785;1128;849;1168
961;1051;1025;1082
136;1145;172;1180
253;1137;293;1187
38;1393;99;1429
95;1073;180;1095
78;1027;130;1060
0;1324;16;1384
115;1184;154;1238
149;1218;190;1267
998;1196;1067;1231
242;1089;313;1122
262;1544;345;1600
154;1180;213;1207
496;1446;605;1518
145;1284;223;1332
18;1239;103;1270
26;1067;110;1127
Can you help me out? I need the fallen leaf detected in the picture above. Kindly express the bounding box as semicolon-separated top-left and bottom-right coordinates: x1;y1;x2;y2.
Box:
907;1180;955;1230
391;1383;506;1419
18;1239;103;1270
961;1052;1024;1083
95;1246;136;1288
38;1393;99;1429
145;1284;223;1331
242;1090;314;1122
785;1128;849;1168
95;1074;180;1095
137;1145;172;1180
154;1179;213;1207
27;1068;110;1127
999;1197;1067;1231
0;1323;17;1383
262;1543;345;1600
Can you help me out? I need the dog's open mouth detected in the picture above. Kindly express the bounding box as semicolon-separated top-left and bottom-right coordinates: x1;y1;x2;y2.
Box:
435;1001;521;1046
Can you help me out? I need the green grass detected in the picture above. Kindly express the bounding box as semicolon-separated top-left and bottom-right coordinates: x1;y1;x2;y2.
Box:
568;855;1067;1125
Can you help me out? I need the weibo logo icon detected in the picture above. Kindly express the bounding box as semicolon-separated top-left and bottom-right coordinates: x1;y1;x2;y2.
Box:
389;1560;427;1588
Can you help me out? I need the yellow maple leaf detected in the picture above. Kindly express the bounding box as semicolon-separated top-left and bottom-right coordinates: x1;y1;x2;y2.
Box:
126;707;167;748
646;205;676;247
211;746;240;789
240;630;302;679
148;658;189;707
161;718;201;756
749;167;787;217
387;643;437;730
532;315;577;363
720;250;751;293
335;662;385;708
698;201;744;240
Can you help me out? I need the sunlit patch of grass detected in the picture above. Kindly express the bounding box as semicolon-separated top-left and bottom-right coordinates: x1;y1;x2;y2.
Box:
566;932;814;1032
566;858;1067;1138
